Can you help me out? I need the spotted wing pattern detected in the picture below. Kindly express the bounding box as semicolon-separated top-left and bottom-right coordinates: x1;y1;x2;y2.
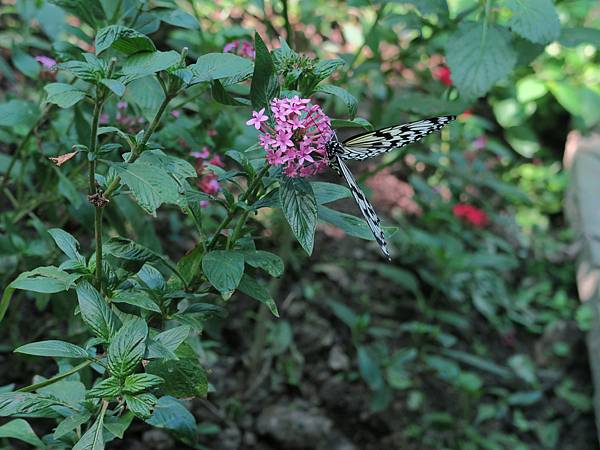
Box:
339;115;456;160
336;154;390;260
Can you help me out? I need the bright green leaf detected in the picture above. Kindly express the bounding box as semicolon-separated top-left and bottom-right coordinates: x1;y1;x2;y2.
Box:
202;250;244;293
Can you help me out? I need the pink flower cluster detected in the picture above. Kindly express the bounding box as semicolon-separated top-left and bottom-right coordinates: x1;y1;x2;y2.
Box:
192;147;225;207
433;66;452;87
453;203;489;228
246;97;333;177
223;40;255;59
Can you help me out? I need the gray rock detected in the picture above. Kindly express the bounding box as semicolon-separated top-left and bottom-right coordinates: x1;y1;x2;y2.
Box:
256;400;333;448
328;345;350;371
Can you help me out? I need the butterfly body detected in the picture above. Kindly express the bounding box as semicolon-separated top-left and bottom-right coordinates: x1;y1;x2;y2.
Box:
326;115;456;260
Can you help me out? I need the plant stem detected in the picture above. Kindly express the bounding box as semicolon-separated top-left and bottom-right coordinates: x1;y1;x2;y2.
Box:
206;163;270;251
0;105;53;192
347;2;387;75
281;0;293;44
103;92;173;199
18;360;93;393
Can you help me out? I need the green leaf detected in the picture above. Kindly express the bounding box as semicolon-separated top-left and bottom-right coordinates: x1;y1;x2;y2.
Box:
125;393;157;419
76;281;120;341
547;82;600;128
95;25;156;54
10;266;80;293
15;340;89;359
279;177;317;255
100;78;126;97
157;9;199;29
124;373;164;394
250;33;279;110
358;346;384;391
146;396;197;444
45;83;87;108
48;228;84;262
317;205;375;241
0;419;44;447
50;0;106;28
103;411;133;439
0;100;38;127
505;0;560;44
54;412;92;439
107;318;148;378
87;377;122;398
242;251;284;277
12;48;40;79
154;326;191;353
445;22;517;99
124;76;165;120
237;274;279;317
211;79;251;106
559;27;600;48
109;150;196;215
122;50;180;81
111;290;161;313
508;354;538;384
189;53;254;84
202;250;244;293
60;60;100;82
145;359;208;398
311;181;351;205
72;408;105;450
330;117;374;131
104;238;160;272
316;84;358;118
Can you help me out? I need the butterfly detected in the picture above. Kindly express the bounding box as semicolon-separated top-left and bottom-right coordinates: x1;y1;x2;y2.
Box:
325;115;456;261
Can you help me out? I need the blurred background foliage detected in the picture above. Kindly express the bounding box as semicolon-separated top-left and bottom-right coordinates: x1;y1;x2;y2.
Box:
1;0;600;449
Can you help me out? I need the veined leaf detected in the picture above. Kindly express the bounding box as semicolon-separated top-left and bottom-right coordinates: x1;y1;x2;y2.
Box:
107;318;148;378
15;340;89;359
95;25;156;54
76;281;120;341
279;177;317;255
202;250;244;293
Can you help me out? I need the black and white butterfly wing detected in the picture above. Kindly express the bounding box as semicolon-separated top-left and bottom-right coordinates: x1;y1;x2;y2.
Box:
340;115;456;160
336;154;390;260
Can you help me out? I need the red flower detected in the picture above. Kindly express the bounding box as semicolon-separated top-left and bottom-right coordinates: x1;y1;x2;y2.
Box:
452;203;489;228
433;66;452;87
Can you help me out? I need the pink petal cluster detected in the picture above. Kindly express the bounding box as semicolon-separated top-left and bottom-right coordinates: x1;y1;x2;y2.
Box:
453;203;489;228
192;147;224;207
35;55;57;70
223;39;256;59
246;97;333;178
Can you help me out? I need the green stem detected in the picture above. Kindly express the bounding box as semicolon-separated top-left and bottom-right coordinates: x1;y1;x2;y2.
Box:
89;102;101;194
18;360;93;393
206;164;270;251
281;0;293;44
95;207;104;291
0;105;53;192
347;2;387;75
103;92;174;199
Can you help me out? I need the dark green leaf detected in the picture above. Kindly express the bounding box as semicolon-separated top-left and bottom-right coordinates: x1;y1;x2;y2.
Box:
316;84;358;118
10;266;80;293
445;22;516;99
189;53;254;84
54;412;92;439
279;177;317;255
358;346;384;391
48;228;84;262
87;377;121;398
110;290;161;313
202;250;244;293
45;83;87;108
242;251;284;277
559;27;600;48
122;50;180;81
72;410;104;450
107;318;148;378
250;33;279;110
125;393;157;419
0;100;38;127
154;326;191;353
95;25;156;55
12;48;40;79
311;181;351;205
124;373;164;394
505;0;560;44
15;340;89;359
50;0;106;28
145;359;208;398
237;274;279;317
101;78;126;96
76;281;120;341
108;150;196;215
146;396;197;444
0;419;44;447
